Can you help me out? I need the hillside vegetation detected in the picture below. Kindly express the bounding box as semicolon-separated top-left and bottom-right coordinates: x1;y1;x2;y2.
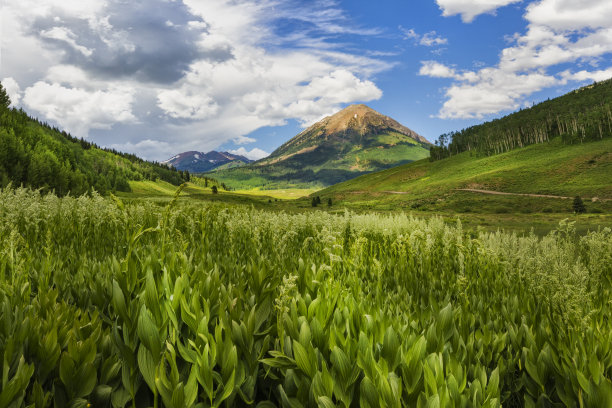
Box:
213;105;430;189
430;78;612;160
319;136;612;213
0;188;610;407
0;83;189;196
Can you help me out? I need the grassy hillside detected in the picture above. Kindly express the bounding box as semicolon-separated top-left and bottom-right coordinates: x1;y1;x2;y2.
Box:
0;84;189;196
213;105;430;189
431;78;612;159
317;137;612;213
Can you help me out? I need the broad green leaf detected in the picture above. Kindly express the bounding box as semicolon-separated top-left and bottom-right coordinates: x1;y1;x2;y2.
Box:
137;345;157;392
293;341;315;378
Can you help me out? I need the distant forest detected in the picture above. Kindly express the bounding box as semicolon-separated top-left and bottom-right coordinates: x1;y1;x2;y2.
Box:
0;83;189;196
430;78;612;160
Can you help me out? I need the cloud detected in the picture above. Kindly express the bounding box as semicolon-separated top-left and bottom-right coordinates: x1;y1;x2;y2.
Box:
40;26;93;57
28;0;211;84
438;70;558;119
109;139;172;161
233;135;257;145
152;1;387;137
423;0;612;119
23;81;136;137
229;147;270;160
400;27;448;47
1;78;22;107
525;0;612;31
562;67;612;82
157;88;219;120
2;0;389;160
302;69;377;100
419;61;457;78
436;0;522;23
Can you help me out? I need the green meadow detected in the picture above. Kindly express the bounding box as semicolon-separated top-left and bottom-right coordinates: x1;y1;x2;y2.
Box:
1;187;610;407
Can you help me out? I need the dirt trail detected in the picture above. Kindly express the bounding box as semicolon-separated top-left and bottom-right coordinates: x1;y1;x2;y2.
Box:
456;188;611;202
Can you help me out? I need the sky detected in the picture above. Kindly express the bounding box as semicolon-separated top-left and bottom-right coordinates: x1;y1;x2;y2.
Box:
1;0;611;161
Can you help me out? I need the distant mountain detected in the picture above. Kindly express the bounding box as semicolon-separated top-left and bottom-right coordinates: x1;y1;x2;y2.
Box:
214;104;431;189
162;151;252;173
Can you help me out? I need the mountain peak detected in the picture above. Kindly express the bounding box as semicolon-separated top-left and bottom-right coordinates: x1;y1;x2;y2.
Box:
264;104;429;164
162;150;252;173
319;104;418;137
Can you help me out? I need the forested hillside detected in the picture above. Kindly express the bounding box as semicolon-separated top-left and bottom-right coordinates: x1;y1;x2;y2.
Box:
430;78;612;160
0;83;189;196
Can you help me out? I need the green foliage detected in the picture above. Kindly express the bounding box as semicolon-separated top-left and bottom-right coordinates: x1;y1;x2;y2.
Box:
0;106;189;196
0;187;610;407
0;82;11;109
431;78;612;160
573;196;587;213
321;136;612;214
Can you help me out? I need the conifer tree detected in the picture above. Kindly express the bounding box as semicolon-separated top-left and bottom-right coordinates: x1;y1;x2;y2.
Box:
0;82;11;109
573;196;586;213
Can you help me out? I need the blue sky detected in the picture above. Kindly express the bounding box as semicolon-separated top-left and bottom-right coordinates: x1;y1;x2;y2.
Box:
2;0;611;161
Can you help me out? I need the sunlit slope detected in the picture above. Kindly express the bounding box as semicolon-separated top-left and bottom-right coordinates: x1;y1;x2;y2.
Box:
319;137;612;212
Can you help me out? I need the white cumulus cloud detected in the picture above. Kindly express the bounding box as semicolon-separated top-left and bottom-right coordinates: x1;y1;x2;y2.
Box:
229;147;269;160
419;61;458;78
525;0;612;31
157;88;219;120
436;0;522;23
23;82;136;137
1;0;389;160
424;0;612;119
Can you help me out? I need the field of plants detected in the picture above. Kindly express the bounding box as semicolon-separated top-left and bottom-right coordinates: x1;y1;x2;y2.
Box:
0;186;610;407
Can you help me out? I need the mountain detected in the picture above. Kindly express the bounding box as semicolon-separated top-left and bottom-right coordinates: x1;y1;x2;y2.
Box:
316;80;612;214
214;104;431;189
162;150;252;173
0;83;189;196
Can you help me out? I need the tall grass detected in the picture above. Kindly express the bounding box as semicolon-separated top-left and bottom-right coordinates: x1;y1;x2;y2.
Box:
0;187;610;407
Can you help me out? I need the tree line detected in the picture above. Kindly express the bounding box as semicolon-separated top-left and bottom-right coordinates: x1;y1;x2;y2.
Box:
0;82;190;196
430;79;612;161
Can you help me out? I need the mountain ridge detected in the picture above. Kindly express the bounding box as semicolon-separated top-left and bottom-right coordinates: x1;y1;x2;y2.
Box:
162;150;252;173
